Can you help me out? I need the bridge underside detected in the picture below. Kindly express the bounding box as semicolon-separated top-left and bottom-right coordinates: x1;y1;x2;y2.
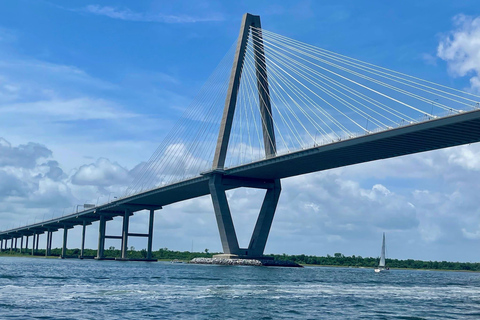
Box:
228;109;480;180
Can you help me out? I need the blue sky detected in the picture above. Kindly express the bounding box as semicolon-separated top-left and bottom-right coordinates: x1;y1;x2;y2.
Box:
1;1;480;262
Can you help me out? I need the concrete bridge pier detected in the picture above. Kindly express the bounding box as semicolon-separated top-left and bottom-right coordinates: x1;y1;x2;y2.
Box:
115;207;158;261
45;230;53;256
80;220;86;259
147;209;155;260
60;225;69;259
45;231;50;256
31;233;35;256
25;235;29;254
49;231;53;255
209;174;281;259
120;209;130;259
20;236;23;254
96;215;106;260
35;233;39;253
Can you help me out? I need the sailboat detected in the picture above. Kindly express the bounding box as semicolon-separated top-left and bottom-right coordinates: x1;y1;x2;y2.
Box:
374;232;389;273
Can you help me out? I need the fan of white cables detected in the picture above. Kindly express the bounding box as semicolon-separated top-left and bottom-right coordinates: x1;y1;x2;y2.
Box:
124;42;237;197
223;26;480;168
125;26;480;197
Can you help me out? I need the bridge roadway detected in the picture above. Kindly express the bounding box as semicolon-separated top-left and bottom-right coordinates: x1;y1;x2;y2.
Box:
1;108;480;256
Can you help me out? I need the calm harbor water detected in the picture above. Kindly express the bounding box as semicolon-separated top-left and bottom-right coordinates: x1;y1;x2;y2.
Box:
1;257;479;319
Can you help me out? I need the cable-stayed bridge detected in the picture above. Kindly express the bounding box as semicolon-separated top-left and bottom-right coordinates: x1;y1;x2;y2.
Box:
1;13;480;261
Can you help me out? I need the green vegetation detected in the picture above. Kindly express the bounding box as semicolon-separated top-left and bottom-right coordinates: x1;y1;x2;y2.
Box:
267;252;480;271
1;248;479;271
0;247;214;260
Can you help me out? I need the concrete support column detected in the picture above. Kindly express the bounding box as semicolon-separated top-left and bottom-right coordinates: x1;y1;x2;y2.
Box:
80;220;86;258
147;209;155;260
35;233;39;251
48;231;53;255
121;209;130;259
20;236;23;253
32;234;35;256
10;238;13;252
14;238;17;251
209;174;240;255
248;179;282;256
0;239;2;252
45;231;50;257
25;235;29;253
97;215;106;259
61;226;68;259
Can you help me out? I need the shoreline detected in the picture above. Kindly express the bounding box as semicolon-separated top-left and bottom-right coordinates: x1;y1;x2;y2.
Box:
1;253;479;272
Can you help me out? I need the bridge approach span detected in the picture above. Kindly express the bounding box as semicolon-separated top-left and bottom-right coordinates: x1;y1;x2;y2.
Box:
2;107;480;241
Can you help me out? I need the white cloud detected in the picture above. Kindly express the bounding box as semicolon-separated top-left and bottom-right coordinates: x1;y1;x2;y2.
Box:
448;146;480;171
0;138;51;168
84;5;224;23
71;158;131;187
0;98;136;121
437;14;480;92
0;138;135;231
462;227;480;240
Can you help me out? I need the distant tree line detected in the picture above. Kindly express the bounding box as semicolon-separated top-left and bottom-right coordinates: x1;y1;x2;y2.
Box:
2;248;480;271
0;246;214;260
268;252;480;271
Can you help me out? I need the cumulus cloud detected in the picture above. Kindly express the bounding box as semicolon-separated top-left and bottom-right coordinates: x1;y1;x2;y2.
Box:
125;143;212;195
84;5;224;23
71;158;131;187
437;14;480;92
0;139;135;231
0;170;28;198
280;173;419;235
447;146;480;171
0;138;52;168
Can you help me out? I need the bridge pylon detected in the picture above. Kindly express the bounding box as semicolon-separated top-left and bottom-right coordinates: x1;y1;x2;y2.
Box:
208;13;281;259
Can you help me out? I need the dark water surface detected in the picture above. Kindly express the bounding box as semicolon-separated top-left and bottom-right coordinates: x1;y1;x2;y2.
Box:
1;257;479;319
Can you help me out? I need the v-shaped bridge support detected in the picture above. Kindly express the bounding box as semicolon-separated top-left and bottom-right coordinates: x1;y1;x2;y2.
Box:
208;13;281;259
209;174;281;258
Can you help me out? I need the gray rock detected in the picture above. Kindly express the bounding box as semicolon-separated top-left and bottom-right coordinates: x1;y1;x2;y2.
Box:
189;257;302;267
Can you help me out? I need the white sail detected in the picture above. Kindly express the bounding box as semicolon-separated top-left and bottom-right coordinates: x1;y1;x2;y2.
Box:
379;233;386;267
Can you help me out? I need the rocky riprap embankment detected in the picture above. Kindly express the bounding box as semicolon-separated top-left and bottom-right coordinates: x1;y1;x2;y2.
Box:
190;257;302;267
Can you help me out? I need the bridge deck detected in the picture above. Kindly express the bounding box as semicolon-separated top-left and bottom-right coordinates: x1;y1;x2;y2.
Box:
2;109;480;238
